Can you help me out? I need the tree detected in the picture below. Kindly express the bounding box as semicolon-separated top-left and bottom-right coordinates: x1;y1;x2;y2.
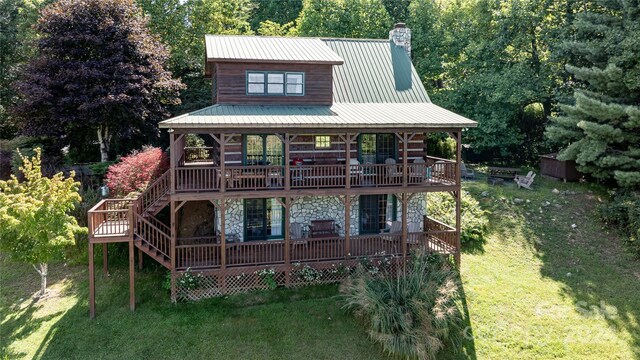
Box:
14;0;184;162
0;148;82;296
297;0;392;39
546;0;640;187
105;146;169;196
250;0;302;31
0;0;50;139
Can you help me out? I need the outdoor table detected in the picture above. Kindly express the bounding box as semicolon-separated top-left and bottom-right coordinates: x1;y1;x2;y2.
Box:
488;166;520;180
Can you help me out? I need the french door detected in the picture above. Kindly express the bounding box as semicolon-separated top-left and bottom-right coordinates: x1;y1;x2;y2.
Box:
244;135;283;165
244;199;284;241
358;134;397;164
359;194;397;234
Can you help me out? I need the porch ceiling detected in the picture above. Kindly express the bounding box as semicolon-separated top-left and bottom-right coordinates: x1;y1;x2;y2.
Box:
159;102;477;130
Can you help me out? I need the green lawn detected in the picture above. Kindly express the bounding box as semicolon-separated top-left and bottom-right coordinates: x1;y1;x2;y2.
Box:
1;174;639;359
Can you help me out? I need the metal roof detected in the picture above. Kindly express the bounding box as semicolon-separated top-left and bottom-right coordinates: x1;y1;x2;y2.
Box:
323;39;430;103
205;35;344;65
159;103;477;130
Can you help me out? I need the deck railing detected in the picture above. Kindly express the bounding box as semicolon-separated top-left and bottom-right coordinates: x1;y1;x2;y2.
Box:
424;216;458;253
184;147;213;162
173;158;457;193
141;170;170;211
134;213;170;258
88;199;135;238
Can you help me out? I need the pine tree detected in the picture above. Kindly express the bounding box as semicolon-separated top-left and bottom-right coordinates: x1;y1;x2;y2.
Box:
546;0;640;188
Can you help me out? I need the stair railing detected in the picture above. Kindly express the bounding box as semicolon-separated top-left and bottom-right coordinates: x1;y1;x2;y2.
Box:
141;170;171;213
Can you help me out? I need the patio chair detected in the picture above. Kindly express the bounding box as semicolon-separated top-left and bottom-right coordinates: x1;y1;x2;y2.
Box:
266;166;283;188
515;171;536;189
409;158;429;182
380;220;402;241
385;158;403;184
349;158;363;184
290;222;304;240
461;162;476;180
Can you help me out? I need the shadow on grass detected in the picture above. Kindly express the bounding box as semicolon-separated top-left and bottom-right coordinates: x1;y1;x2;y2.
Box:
466;177;640;359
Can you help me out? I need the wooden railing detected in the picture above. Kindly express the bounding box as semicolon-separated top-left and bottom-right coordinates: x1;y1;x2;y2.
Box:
134;213;170;258
226;240;285;267
350;233;403;257
146;214;171;235
175;166;218;191
173;159;457;193
88;199;134;238
423;216;458;253
290;237;345;262
141;170;170;211
176;243;221;270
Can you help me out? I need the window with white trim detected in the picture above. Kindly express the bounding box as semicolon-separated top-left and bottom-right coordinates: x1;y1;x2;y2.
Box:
246;71;305;96
315;135;331;149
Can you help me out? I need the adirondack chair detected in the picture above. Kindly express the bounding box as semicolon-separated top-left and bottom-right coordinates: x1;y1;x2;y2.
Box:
385;158;403;184
409;158;429;182
515;171;536;189
460;162;475;180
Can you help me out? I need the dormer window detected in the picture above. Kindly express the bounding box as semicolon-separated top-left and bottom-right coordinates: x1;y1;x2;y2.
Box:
247;71;305;96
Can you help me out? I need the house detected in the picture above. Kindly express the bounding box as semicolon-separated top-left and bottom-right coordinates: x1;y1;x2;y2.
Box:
87;24;477;317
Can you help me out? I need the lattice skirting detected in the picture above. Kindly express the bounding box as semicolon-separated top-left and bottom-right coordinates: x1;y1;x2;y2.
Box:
175;255;418;301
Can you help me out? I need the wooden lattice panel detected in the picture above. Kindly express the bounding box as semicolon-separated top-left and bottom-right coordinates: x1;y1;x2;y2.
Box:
176;256;407;301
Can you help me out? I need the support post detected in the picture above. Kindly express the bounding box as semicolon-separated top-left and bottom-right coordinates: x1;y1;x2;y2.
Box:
284;197;291;285
89;241;95;319
128;204;135;311
345;133;352;189
220;200;226;270
344;196;351;259
220;133;226;193
454;131;462;267
401;192;408;266
138;248;143;270
284;134;291;191
102;244;108;278
170;200;177;303
169;130;175;194
402;133;409;188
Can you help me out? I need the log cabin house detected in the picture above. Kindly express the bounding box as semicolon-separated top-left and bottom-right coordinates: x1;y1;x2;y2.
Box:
87;24;477;317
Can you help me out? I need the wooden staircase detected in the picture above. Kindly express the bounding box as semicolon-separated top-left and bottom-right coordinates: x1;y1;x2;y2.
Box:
134;170;172;269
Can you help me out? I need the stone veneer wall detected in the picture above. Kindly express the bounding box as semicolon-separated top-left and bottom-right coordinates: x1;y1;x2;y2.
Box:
216;195;426;242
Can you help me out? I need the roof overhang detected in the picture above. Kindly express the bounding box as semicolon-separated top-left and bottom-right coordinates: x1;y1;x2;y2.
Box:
159;103;478;131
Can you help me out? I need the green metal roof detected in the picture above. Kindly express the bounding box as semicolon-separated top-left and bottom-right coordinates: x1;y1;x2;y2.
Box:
159;103;476;129
322;39;430;103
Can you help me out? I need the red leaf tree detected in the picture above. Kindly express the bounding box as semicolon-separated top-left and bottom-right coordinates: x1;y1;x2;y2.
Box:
105;146;168;196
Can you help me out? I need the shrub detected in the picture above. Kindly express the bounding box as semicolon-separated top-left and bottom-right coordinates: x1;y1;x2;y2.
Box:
598;190;640;257
105;146;168;196
341;249;464;359
426;191;489;245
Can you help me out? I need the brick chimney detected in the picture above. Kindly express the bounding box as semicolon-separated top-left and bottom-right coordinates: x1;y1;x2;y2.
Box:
389;23;411;57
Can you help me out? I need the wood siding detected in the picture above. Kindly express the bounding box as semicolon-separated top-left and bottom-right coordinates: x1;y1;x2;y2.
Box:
220;133;425;165
215;63;333;106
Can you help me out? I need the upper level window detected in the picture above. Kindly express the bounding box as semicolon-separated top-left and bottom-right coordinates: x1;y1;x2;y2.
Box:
247;71;304;96
315;135;331;149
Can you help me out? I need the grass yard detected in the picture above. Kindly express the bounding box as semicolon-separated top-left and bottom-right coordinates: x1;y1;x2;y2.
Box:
1;173;639;359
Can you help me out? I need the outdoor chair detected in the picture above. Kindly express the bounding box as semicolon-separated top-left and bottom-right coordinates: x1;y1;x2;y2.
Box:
461;162;476;180
515;171;536;189
385;158;403;184
409;158;430;182
349;159;363;184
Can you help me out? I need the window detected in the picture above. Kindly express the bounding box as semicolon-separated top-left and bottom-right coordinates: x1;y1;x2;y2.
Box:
247;71;304;96
315;135;331;149
244;198;284;241
247;72;265;94
286;73;304;95
359;134;397;164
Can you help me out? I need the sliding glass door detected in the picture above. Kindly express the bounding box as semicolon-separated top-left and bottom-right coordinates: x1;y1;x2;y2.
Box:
244;199;284;241
244;135;283;165
358;134;397;164
359;194;397;234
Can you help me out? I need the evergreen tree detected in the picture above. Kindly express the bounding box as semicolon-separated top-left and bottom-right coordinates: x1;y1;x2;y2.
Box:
546;0;640;187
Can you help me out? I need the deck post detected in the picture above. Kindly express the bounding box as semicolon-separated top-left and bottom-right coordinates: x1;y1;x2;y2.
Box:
138;248;143;270
401;192;408;266
284;196;291;286
454;131;462;267
402;133;409;188
169;129;175;194
102;244;108;278
284;133;290;191
345;133;352;188
219;200;227;293
344;195;351;259
220;133;226;193
170;200;177;303
128;204;135;311
89;241;95;319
